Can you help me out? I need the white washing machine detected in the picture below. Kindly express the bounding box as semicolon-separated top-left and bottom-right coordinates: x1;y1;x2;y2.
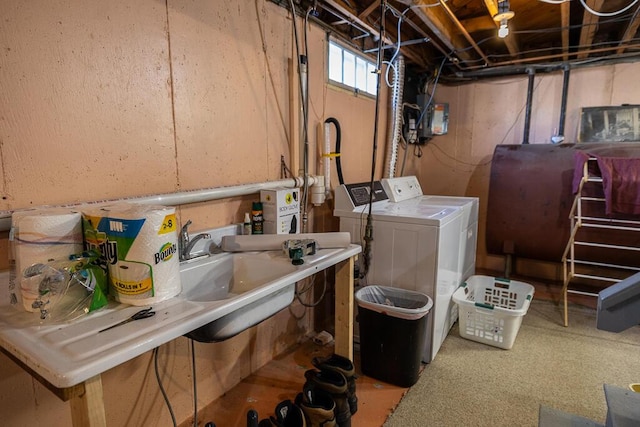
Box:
334;176;478;363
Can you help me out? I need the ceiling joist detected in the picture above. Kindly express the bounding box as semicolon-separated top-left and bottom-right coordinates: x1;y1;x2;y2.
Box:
275;0;640;79
578;0;604;60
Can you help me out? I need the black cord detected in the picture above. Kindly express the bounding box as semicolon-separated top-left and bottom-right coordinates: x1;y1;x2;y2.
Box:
154;347;178;427
362;0;386;279
191;339;198;427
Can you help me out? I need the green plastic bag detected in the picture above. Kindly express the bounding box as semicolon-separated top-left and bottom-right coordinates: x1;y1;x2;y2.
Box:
24;250;108;322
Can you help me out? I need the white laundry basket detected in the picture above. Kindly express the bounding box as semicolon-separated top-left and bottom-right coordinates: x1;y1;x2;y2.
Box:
452;275;534;349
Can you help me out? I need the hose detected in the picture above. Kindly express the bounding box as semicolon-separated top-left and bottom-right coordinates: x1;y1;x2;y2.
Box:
324;117;344;185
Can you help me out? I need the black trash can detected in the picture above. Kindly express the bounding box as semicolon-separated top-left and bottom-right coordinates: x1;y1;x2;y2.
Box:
355;285;432;387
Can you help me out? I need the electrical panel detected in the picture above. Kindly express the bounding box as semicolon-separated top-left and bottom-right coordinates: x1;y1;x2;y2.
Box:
414;94;449;143
428;103;449;136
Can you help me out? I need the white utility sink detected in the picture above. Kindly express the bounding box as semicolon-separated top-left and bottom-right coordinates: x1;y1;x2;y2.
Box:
0;244;361;388
180;252;297;302
179;251;298;342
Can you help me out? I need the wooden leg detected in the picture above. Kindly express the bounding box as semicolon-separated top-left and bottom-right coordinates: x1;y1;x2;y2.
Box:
70;375;107;427
334;256;354;361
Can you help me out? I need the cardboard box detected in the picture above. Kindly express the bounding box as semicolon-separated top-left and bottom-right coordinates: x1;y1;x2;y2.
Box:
260;188;300;234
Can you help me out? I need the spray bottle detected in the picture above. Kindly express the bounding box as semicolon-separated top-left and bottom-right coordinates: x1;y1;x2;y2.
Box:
243;212;252;235
251;202;263;235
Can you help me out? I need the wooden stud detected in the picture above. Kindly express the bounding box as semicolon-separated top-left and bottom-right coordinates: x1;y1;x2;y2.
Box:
334;256;355;360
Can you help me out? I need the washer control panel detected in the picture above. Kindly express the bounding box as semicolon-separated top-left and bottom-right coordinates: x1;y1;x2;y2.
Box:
334;181;388;211
381;176;423;202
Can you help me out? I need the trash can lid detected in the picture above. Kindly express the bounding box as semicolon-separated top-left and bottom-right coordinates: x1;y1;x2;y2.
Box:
355;285;433;320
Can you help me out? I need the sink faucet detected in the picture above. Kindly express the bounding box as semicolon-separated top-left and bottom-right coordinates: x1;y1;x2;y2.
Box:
179;220;211;261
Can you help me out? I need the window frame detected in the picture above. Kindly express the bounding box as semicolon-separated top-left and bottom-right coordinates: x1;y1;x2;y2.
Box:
327;38;378;99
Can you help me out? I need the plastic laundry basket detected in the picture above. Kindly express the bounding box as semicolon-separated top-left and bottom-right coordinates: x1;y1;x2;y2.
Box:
452;275;534;350
355;285;433;387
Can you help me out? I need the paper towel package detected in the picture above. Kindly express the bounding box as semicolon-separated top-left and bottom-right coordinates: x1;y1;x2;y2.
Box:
83;203;181;306
81;203;115;271
10;208;84;312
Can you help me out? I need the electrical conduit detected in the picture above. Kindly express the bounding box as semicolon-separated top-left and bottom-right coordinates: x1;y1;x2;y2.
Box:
384;54;405;178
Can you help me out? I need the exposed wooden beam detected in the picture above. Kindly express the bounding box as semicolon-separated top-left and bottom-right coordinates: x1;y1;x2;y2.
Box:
578;0;604;59
461;16;495;33
408;0;474;62
483;0;498;17
438;0;490;63
561;2;570;61
498;26;518;57
617;6;640;54
358;0;380;20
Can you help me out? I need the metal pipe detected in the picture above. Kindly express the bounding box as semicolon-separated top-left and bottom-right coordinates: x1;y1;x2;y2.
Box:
558;65;570;136
0;176;319;232
363;37;430;53
522;68;535;144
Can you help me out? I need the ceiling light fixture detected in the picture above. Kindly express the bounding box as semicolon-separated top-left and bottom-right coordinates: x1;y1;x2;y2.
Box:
493;0;515;39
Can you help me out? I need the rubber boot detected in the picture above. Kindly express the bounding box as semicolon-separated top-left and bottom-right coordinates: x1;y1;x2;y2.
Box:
311;354;358;415
295;385;337;427
304;369;350;427
259;400;307;427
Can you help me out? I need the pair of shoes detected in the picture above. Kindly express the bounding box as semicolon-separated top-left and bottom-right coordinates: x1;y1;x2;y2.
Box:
260;354;358;427
311;354;357;416
295;385;337;427
303;369;351;427
258;400;307;427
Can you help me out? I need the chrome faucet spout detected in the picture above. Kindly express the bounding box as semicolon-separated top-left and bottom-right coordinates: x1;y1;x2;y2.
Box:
179;220;211;261
183;233;211;260
180;220;192;249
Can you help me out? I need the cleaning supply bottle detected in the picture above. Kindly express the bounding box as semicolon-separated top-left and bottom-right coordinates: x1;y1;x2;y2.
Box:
251;202;263;235
243;212;252;235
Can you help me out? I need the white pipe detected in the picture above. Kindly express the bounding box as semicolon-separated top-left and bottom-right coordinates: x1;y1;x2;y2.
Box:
323;122;332;196
0;176;321;232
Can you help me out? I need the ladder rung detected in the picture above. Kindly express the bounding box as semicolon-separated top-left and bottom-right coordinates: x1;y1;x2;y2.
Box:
580;216;640;227
565;259;640;271
581;223;640;232
574;241;640;252
566;289;599;297
572;273;621;283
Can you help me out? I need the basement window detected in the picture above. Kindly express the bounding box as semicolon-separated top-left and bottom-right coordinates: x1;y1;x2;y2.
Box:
328;40;377;97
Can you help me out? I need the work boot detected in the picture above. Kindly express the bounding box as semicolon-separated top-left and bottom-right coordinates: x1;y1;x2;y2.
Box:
304;369;350;427
259;399;307;427
295;385;337;427
311;354;358;415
